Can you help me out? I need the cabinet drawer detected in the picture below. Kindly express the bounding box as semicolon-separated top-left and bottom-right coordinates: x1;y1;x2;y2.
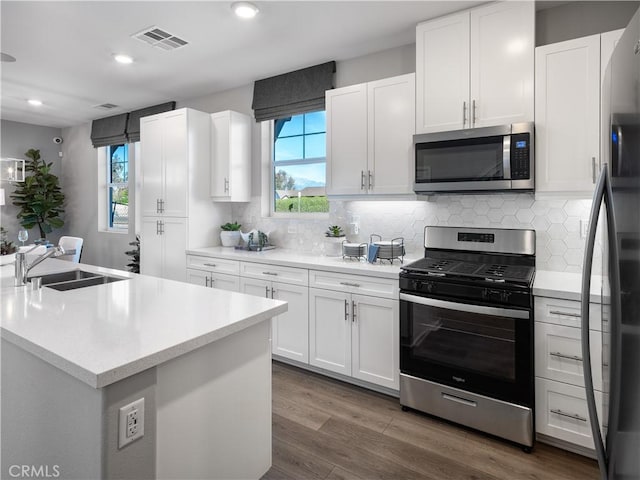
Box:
309;270;398;300
535;377;603;449
535;297;602;331
240;262;308;286
535;322;602;390
186;255;240;275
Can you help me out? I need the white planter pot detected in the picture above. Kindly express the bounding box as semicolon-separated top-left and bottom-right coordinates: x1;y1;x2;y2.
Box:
220;231;241;247
323;236;345;257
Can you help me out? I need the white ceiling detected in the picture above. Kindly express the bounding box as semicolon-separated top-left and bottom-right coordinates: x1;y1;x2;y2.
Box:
0;0;484;129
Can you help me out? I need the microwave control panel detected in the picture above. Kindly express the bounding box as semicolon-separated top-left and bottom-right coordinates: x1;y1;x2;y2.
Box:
510;133;530;180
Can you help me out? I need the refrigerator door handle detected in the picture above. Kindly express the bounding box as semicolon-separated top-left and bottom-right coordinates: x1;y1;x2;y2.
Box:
581;164;615;480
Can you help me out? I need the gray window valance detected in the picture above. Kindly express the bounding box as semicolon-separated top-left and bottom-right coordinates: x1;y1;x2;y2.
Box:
126;101;176;142
90;113;129;148
252;61;336;122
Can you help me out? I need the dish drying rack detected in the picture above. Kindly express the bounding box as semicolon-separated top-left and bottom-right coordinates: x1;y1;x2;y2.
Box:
341;241;368;261
370;234;405;264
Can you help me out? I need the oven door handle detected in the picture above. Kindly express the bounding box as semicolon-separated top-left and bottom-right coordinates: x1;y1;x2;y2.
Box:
399;293;530;319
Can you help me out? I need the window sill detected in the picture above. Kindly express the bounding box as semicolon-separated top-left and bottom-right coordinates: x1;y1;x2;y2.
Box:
268;212;329;220
98;228;129;235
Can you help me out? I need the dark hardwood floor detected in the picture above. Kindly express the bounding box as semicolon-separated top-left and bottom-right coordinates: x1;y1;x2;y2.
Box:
263;361;599;480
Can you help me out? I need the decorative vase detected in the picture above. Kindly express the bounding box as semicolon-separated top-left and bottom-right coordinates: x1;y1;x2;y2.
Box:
220;231;241;247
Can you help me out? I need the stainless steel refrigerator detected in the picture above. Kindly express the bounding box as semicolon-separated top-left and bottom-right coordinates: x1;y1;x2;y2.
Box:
582;7;640;480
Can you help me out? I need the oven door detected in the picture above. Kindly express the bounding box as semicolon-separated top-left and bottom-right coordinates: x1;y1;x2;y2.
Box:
400;292;533;407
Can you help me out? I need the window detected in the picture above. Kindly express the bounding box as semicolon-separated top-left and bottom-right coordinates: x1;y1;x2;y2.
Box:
107;144;129;229
272;111;328;214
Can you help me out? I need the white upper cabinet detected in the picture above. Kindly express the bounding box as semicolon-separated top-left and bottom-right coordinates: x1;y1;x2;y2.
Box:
416;1;534;134
140;108;210;217
326;73;415;196
535;29;623;194
210;110;252;202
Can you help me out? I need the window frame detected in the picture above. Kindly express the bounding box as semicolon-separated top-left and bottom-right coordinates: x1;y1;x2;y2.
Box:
107;144;129;231
97;144;135;234
264;111;329;218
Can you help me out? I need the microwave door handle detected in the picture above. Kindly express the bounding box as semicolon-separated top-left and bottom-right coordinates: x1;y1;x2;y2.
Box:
503;135;511;180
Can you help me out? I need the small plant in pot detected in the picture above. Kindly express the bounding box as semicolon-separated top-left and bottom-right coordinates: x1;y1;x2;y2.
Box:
220;221;242;247
325;225;345;237
324;225;345;257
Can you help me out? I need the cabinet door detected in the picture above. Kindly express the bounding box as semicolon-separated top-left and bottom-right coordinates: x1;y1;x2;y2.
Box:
239;277;271;299
186;268;210;287
162;111;189;217
326;84;368;195
309;288;351;375
161;217;187;282
351;295;399;390
367;74;415;194
271;282;309;363
140;217;164;278
210;111;231;198
470;1;534;128
210;272;240;292
140;117;165;217
415;12;470;134
535;34;601;193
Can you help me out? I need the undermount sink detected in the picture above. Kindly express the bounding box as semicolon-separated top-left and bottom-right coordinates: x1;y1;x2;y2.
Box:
29;269;128;291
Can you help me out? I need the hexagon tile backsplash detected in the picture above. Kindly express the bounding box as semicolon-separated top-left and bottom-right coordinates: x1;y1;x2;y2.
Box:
231;193;601;274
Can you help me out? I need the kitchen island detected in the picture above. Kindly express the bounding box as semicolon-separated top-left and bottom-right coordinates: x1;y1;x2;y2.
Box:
0;259;287;480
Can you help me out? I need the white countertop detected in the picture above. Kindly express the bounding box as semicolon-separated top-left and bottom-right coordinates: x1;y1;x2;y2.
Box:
0;259;287;389
187;246;417;279
533;270;605;303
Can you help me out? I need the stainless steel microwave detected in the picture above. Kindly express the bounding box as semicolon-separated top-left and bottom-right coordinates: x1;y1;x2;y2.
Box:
413;122;534;194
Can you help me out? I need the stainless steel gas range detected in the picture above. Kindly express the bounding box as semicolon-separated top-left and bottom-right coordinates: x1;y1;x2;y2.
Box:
399;226;536;451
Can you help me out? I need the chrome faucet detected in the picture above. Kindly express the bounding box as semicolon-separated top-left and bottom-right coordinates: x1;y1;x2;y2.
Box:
15;246;76;286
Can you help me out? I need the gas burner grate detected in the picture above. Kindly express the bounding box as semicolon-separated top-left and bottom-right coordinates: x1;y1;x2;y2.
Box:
484;265;507;277
425;260;452;271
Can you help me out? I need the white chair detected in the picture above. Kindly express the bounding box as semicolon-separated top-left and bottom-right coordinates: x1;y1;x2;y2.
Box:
58;236;83;262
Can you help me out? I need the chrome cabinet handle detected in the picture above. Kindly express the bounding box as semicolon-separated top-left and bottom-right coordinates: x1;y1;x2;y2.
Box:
462;101;467;127
352;301;357;323
159;221;164;235
271;288;275;299
550;351;583;362
592;157;597;183
368;170;373;190
265;286;270;298
344;299;349;321
549;310;581;318
204;263;217;267
361;171;366;190
339;281;361;288
224;177;229;193
262;271;278;276
551;409;587;422
156;199;160;214
205;277;209;287
156;220;160;235
472;99;477;126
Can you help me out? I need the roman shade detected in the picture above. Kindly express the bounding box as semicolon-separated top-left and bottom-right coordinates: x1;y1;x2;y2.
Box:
90;113;128;148
252;61;336;122
126;101;176;142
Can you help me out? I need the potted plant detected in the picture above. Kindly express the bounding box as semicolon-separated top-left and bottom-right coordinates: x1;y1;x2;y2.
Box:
10;149;65;239
324;225;345;257
0;227;17;265
220;221;242;247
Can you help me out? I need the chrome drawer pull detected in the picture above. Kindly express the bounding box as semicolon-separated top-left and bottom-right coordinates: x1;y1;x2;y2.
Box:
204;263;217;267
352;300;357;323
550;351;583;362
344;299;349;321
339;281;361;287
262;271;278;276
442;393;477;408
549;310;581;318
550;409;587;422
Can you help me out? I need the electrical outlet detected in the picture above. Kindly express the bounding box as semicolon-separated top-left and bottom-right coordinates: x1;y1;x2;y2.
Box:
118;398;144;448
580;220;589;239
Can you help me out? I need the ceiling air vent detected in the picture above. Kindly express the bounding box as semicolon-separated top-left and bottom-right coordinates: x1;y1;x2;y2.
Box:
94;103;119;110
132;27;188;51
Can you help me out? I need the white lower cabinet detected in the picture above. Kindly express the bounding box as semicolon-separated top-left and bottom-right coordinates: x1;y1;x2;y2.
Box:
240;277;309;364
534;295;604;452
309;279;399;390
186;269;240;292
141;217;187;281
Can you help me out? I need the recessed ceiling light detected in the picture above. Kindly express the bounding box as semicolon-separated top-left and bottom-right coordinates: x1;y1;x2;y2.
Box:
27;99;42;106
232;2;259;19
114;54;134;64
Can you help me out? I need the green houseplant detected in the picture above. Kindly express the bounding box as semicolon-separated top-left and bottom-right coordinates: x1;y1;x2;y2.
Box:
10;149;65;239
325;225;345;237
220;221;242;247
